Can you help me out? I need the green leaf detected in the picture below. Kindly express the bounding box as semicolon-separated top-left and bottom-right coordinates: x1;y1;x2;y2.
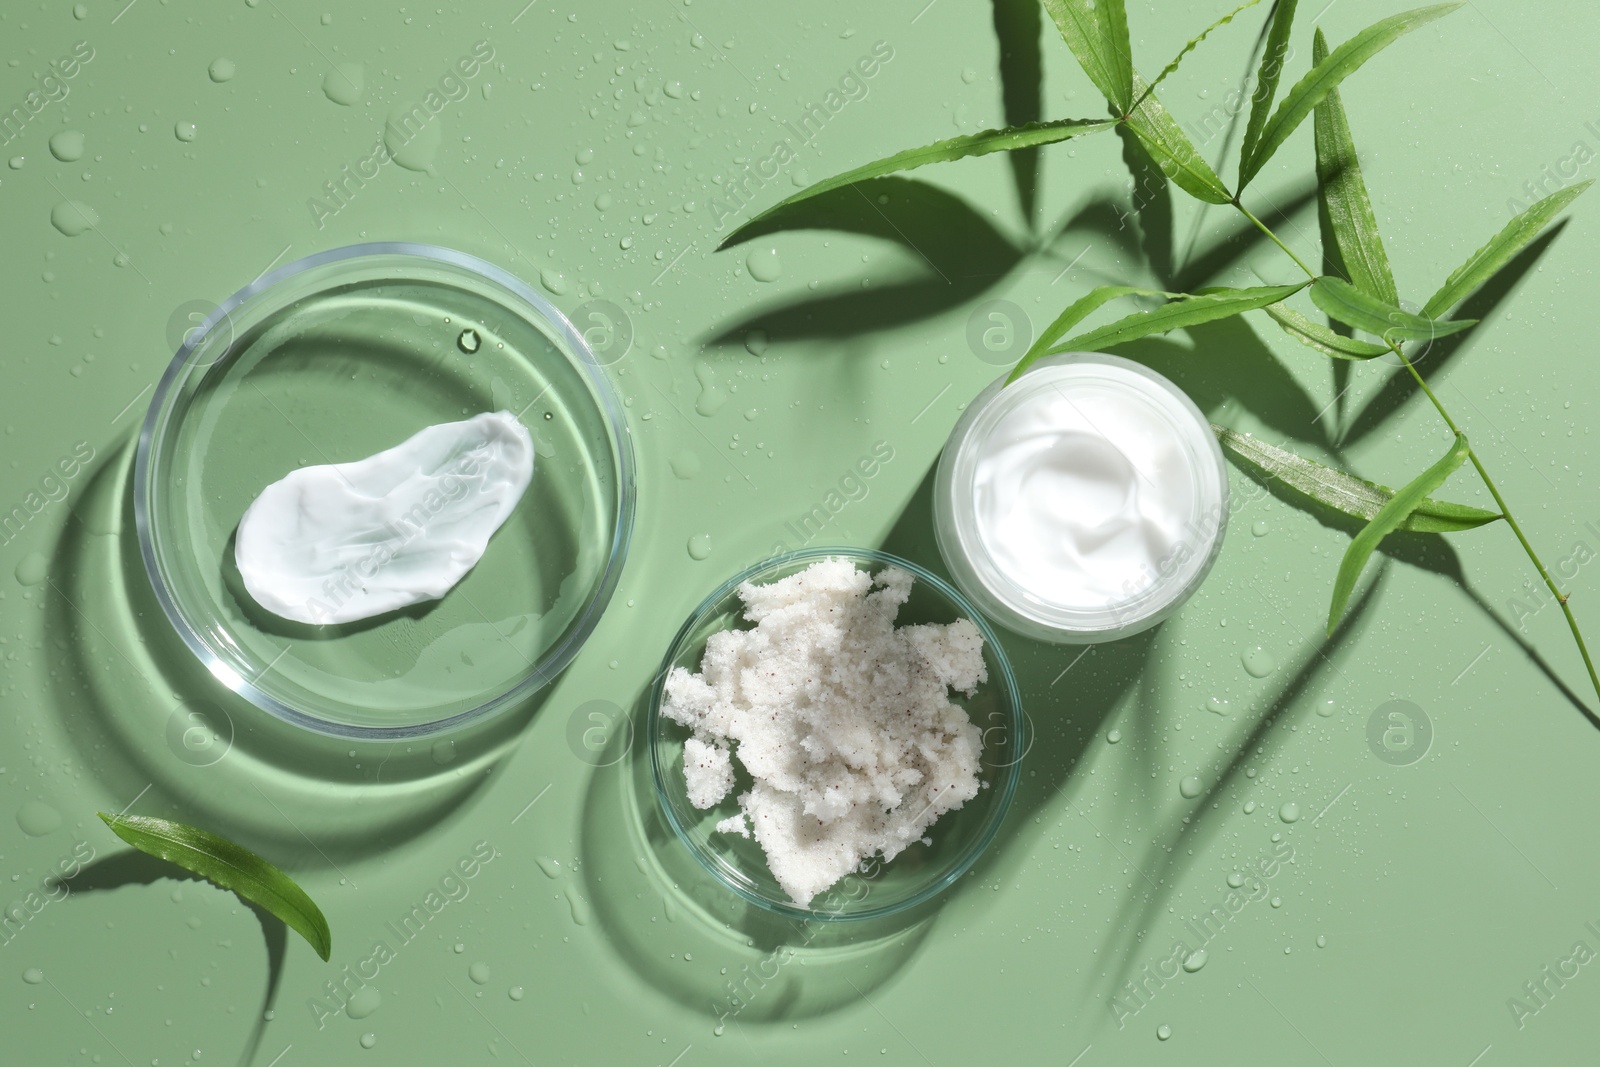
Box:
98;812;332;962
1422;180;1593;318
1011;282;1308;380
1311;28;1398;305
716;119;1115;247
1125;72;1233;204
1310;276;1477;343
1239;0;1299;176
1326;431;1472;632
1214;423;1500;533
1133;0;1265;111
1262;302;1389;359
1042;0;1135;113
1011;285;1180;379
1239;3;1461;188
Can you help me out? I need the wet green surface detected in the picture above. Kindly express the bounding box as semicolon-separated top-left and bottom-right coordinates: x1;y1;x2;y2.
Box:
2;0;1599;1063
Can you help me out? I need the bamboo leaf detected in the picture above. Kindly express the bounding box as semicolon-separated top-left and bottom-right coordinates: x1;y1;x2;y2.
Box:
716;119;1115;247
1011;283;1308;379
98;813;332;962
1214;423;1500;533
1262;302;1389;359
1133;0;1265;111
1013;285;1180;378
1422;180;1593;318
1239;0;1299;176
1042;0;1135;113
1327;432;1472;632
1239;3;1461;188
1310;276;1477;343
1312;28;1398;305
1125;72;1233;204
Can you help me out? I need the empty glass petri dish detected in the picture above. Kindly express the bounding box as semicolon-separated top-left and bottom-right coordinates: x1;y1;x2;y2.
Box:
135;243;634;738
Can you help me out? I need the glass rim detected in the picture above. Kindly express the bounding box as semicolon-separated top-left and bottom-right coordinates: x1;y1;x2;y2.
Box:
132;242;636;740
647;545;1024;921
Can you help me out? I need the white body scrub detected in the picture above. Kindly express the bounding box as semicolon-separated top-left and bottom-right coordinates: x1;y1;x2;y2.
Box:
662;558;986;908
234;410;534;624
935;353;1228;643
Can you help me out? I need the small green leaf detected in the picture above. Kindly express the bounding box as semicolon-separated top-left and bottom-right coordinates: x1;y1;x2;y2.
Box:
1261;302;1389;359
1125;72;1233;205
1133;0;1265;111
1310;276;1477;343
1010;284;1180;380
1239;3;1461;188
1311;28;1398;305
716;119;1115;247
1326;432;1472;632
1422;180;1593;318
1239;0;1299;176
1042;0;1135;113
98;813;332;962
1214;423;1500;532
1012;283;1308;378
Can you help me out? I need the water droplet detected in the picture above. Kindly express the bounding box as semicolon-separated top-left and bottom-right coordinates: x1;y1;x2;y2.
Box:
563;884;591;925
664;80;684;98
7;156;22;169
1251;519;1268;537
508;986;525;1001
687;533;711;560
1242;800;1256;814
457;328;481;354
430;739;456;765
174;121;198;142
48;130;85;162
359;1033;377;1050
1182;948;1207;972
744;329;769;356
208;58;235;83
539;268;568;295
1242;646;1277;678
1270;895;1282;908
1156;1024;1172;1041
1316;698;1337;717
1226;871;1245;888
669;450;701;480
693;363;728;416
16;800;61;837
1205;696;1229;715
745;247;782;283
383;104;438;171
50;200;98;237
15;552;47;586
1316;934;1327;948
322;63;364;106
345;986;380;1019
535;856;563;879
1106;728;1121;744
73;3;88;18
1278;802;1300;824
1179;776;1202;799
22;967;44;985
468;962;491;985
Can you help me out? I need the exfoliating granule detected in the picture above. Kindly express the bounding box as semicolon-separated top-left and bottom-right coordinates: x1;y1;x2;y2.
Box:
662;558;986;907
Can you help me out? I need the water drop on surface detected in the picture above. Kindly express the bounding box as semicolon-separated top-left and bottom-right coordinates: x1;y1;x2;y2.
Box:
1157;1024;1172;1041
1242;800;1256;814
208;58;235;83
1316;934;1327;948
693;364;728;416
1205;696;1229;715
174;121;198;142
539;268;568;295
22;968;44;984
457;329;480;354
535;856;562;879
7;156;22;169
745;247;781;282
1278;802;1300;824
50;200;98;236
1226;872;1245;888
1182;948;1207;972
1316;698;1337;717
468;962;491;985
48;130;85;162
359;1033;377;1050
669;450;701;480
430;740;456;765
15;553;47;586
1251;520;1268;537
1106;729;1121;744
687;533;711;560
345;986;380;1019
16;800;61;837
508;986;524;1001
73;3;88;17
322;63;364;105
1242;646;1277;678
744;329;768;356
1179;776;1201;799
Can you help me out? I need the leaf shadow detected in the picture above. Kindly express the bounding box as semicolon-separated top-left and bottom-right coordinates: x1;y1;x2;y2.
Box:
1339;223;1568;446
991;0;1043;222
72;851;288;1067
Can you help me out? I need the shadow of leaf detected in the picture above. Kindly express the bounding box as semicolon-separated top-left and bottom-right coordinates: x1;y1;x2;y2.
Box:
991;0;1044;222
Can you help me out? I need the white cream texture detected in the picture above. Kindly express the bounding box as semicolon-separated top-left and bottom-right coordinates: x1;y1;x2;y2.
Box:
235;411;534;625
663;559;985;908
972;368;1198;608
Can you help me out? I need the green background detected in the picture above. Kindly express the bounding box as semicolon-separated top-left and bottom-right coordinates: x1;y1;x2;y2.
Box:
3;0;1598;1063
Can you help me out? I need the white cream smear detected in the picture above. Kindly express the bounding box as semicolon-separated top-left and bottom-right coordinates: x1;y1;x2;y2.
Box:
972;368;1199;609
235;410;534;625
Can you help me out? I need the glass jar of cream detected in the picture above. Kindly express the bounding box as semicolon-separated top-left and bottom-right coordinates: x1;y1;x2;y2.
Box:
934;352;1229;643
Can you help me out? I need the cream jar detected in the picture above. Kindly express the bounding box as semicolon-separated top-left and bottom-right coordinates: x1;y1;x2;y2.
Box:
933;352;1229;643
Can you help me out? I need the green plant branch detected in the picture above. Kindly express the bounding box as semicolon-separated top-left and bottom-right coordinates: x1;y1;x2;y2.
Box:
1240;207;1600;706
